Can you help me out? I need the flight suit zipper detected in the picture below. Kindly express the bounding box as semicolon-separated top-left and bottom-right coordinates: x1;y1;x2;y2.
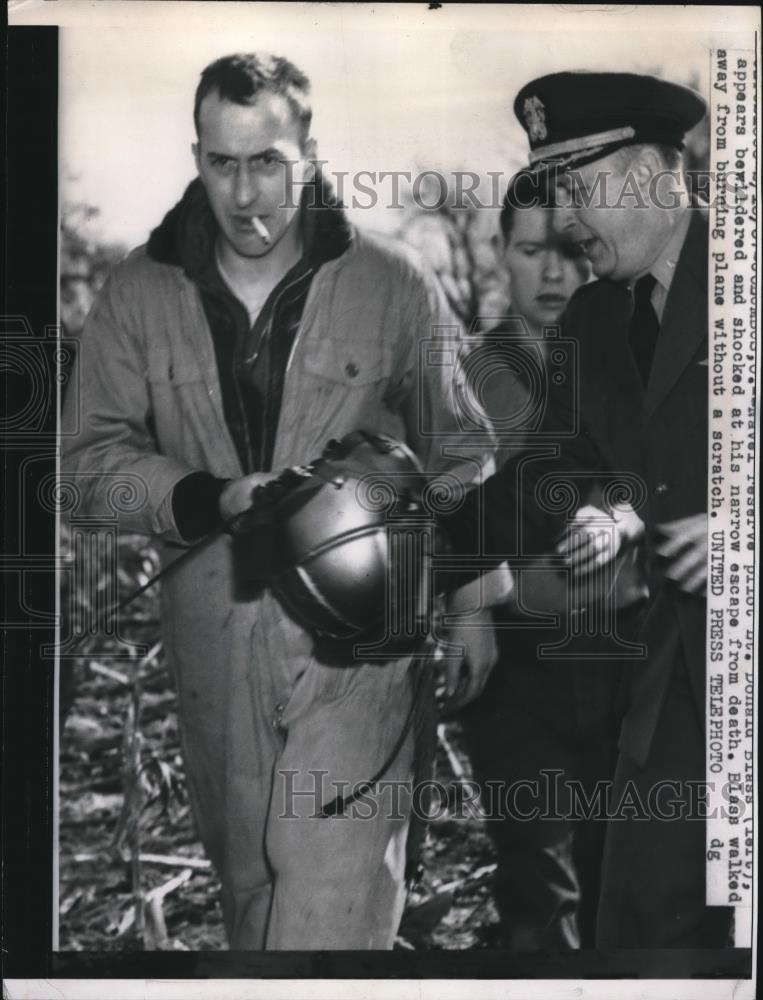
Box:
242;266;314;471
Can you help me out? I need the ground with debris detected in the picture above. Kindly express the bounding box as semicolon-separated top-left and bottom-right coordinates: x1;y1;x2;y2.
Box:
58;534;500;951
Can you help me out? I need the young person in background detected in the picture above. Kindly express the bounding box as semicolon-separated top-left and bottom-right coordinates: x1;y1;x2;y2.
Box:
459;174;631;950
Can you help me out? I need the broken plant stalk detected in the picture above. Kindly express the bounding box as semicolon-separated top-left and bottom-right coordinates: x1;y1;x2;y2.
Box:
127;650;146;946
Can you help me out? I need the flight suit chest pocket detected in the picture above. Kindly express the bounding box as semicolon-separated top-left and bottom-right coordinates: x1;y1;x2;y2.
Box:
146;353;212;445
301;335;387;386
147;354;206;387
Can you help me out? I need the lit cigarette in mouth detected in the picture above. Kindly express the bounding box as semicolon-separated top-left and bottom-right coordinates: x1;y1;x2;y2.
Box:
250;216;271;245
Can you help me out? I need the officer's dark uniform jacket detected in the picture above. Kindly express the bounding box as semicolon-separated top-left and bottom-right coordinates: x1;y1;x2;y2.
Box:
571;207;709;767
446;206;709;768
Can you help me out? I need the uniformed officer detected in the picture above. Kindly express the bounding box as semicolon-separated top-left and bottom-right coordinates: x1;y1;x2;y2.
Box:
445;71;732;948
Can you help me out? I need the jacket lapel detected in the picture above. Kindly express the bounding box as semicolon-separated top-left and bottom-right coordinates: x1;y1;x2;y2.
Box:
644;208;708;417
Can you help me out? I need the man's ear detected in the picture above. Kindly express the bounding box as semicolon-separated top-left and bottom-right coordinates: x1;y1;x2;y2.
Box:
192;141;201;175
634;146;661;187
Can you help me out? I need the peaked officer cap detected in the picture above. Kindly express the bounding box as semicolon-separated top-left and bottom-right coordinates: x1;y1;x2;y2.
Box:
514;71;707;171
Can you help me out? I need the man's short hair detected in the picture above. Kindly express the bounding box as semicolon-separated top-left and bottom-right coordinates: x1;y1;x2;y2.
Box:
499;170;552;243
499;169;588;267
613;142;683;173
194;53;313;145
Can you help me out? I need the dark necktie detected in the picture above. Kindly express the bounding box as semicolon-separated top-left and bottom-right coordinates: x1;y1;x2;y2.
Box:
628;273;659;386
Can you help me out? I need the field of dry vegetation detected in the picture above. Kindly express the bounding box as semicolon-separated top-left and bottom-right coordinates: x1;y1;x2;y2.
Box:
58;533;501;952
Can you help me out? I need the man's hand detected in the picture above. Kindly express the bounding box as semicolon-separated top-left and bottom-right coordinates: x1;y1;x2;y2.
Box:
556;503;645;578
219;473;277;523
441;608;499;709
655;513;707;595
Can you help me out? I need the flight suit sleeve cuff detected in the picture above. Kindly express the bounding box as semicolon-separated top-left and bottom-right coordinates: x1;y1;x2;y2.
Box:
171;471;230;542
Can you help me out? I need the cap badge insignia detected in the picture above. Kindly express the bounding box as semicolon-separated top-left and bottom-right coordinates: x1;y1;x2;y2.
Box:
523;96;547;142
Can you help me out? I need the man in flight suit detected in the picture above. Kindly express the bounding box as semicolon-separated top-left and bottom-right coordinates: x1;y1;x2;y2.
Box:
62;52;498;949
